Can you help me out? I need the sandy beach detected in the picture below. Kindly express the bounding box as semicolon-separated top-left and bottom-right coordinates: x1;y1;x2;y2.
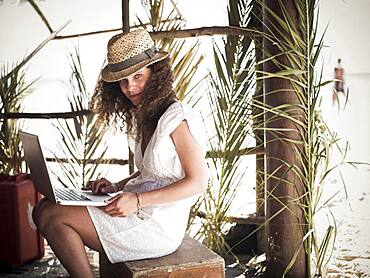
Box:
320;73;370;277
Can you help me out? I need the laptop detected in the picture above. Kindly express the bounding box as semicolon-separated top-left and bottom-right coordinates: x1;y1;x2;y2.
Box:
19;131;112;206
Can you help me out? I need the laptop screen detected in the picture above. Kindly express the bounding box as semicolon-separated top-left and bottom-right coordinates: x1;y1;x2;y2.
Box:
19;131;56;202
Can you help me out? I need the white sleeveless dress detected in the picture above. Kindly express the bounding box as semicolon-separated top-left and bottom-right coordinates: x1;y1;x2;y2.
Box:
87;101;207;263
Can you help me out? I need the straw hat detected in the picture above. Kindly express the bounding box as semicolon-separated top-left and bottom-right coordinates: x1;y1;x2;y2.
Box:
101;28;169;82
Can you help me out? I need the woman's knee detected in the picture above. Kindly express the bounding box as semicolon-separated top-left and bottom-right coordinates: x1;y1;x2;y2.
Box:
32;198;48;227
33;198;59;233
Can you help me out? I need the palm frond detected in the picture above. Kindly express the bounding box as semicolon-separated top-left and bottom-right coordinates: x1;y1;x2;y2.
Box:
0;65;34;174
51;47;110;188
193;0;256;254
138;0;205;106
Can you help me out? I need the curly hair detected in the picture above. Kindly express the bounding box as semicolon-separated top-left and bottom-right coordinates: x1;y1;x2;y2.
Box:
89;57;177;143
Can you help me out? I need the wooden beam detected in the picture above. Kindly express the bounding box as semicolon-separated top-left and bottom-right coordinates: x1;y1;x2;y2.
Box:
45;157;128;165
1;156;129;166
128;148;135;174
195;211;264;225
122;0;129;33
226;215;265;225
206;146;264;159
251;2;267;254
0;110;91;119
150;26;260;39
54;25;261;40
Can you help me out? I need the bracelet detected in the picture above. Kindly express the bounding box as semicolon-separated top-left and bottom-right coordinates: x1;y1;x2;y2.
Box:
135;192;142;215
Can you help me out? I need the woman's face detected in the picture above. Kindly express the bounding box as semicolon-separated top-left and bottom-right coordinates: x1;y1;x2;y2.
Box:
119;67;152;106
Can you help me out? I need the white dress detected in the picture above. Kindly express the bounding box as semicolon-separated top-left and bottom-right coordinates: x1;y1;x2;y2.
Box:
87;101;206;263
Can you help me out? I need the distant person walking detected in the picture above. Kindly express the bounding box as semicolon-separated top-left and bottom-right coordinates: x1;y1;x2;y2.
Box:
333;58;346;105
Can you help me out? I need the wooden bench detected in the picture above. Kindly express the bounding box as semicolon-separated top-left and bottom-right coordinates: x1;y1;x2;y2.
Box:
99;235;225;278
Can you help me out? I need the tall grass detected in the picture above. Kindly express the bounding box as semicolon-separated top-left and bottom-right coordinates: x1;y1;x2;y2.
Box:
138;0;204;105
0;66;34;174
188;0;257;254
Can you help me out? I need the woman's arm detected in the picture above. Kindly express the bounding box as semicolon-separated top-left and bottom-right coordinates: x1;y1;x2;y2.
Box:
117;170;141;190
88;170;140;194
140;120;208;207
103;120;208;217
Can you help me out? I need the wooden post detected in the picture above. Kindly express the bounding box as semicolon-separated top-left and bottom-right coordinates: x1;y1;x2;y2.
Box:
122;0;130;33
122;0;133;173
128;149;134;174
250;1;266;255
263;0;307;277
255;40;266;254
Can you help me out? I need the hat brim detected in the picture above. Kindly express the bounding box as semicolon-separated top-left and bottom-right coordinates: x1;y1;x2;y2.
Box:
101;51;169;82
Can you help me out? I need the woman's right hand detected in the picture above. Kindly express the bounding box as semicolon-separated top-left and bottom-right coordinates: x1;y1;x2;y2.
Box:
85;178;118;195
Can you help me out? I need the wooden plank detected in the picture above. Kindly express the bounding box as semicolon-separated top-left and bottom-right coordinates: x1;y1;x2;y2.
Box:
196;212;265;225
226;215;265;225
45;157;128;165
0;110;91;119
52;26;261;41
206;146;264;159
99;235;225;278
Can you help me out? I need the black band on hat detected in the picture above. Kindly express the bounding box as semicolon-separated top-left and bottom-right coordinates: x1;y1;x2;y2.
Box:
108;46;157;73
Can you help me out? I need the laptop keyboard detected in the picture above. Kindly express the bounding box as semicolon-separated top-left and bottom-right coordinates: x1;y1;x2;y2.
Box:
55;188;91;201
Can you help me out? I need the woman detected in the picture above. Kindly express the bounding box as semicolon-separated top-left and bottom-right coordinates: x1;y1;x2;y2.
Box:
332;58;346;105
32;28;208;278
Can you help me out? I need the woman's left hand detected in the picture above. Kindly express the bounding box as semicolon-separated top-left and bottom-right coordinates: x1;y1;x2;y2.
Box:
102;192;138;217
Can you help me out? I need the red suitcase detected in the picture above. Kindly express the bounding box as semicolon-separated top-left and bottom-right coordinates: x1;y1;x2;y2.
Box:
0;173;44;266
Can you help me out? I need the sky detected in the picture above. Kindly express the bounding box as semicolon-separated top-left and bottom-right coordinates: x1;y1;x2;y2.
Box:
0;0;227;92
1;0;369;85
318;0;370;75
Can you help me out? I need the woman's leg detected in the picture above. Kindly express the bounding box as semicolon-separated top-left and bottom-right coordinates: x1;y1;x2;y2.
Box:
332;89;337;105
33;198;104;278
